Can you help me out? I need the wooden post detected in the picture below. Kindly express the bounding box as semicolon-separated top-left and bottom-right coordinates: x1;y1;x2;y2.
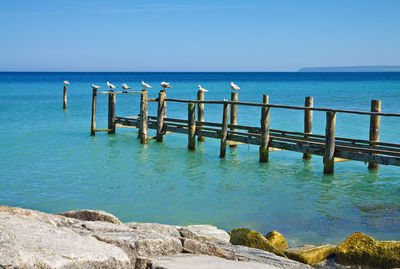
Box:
259;95;270;162
139;90;148;144
108;92;116;134
63;85;67;110
303;96;313;160
90;88;97;136
230;92;238;147
188;102;196;151
323;111;336;174
220;102;229;158
156;90;167;142
368;100;381;170
197;90;205;142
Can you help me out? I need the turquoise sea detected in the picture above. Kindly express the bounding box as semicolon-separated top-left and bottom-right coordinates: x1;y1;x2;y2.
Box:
1;72;400;246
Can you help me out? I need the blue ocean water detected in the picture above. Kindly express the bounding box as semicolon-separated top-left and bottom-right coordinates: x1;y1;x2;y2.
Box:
1;72;400;246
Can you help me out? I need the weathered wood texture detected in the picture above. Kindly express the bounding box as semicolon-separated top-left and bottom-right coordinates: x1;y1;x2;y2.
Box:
108;92;116;134
90;88;97;136
197;90;205;142
188;102;196;151
63;85;67;110
230;92;238;147
220;103;229;158
259;95;270;162
139;90;148;144
323;111;336;174
368;100;381;170
156;90;167;142
303;96;313;160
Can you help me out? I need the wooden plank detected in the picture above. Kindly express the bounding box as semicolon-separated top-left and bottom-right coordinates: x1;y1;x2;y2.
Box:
188;103;196;151
335;151;400;166
334;158;352;163
139;90;148;144
94;129;112;132
156;90;167;142
97;91;142;94
220;103;229;158
323;111;336;174
259;95;270;162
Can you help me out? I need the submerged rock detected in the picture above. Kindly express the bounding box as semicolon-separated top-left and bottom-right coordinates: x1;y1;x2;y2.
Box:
179;224;230;243
285;244;335;265
229;228;286;257
335;232;400;268
265;231;290;251
57;209;122;224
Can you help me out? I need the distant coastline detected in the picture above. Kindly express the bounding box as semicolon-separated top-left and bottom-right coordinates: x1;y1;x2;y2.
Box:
298;65;400;72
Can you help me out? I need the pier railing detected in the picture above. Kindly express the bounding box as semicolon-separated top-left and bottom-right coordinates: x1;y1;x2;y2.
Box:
90;88;400;174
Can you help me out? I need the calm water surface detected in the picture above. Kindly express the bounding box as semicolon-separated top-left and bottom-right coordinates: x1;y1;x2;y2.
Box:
1;72;400;246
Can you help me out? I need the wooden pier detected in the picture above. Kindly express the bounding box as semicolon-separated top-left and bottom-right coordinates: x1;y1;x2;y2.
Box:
90;88;400;174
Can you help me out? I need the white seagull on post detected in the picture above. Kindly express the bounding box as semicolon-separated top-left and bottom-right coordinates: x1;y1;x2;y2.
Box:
230;82;241;91
198;85;209;92
107;81;117;91
142;81;152;89
64;81;70;85
122;84;131;90
161;82;172;89
91;84;101;90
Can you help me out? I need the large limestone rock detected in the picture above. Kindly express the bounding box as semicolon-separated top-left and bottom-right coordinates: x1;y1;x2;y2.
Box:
335;232;400;268
181;238;234;259
127;222;181;237
0;211;131;268
179;224;230;243
230;228;286;257
285;245;335;265
265;231;290;251
57;209;122;224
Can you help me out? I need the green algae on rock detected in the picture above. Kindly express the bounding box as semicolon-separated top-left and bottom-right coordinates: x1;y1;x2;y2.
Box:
335;232;400;268
265;231;290;251
229;228;286;257
285;245;335;265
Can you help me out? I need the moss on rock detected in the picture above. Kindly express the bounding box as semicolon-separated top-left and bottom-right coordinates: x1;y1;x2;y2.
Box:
229;228;286;257
265;231;289;251
335;232;400;268
285;245;335;265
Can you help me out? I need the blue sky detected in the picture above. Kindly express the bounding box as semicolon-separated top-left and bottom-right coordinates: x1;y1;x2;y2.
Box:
1;0;399;71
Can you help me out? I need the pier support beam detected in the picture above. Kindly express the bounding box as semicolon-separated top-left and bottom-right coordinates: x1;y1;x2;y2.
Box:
368;100;381;170
156;90;167;142
303;96;313;160
188;102;196;151
259;95;270;162
220;102;229;158
197;90;205;142
323;111;336;174
108;92;116;134
139;90;148;144
230;92;238;147
90;88;97;136
63;85;67;110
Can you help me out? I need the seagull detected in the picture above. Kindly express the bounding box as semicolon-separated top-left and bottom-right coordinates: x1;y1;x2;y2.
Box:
91;84;101;90
64;81;70;85
230;82;241;91
107;81;117;90
198;85;209;92
122;84;131;90
161;82;172;89
142;81;152;89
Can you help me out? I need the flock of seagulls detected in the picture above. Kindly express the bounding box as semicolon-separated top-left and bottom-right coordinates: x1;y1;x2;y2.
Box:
65;80;242;92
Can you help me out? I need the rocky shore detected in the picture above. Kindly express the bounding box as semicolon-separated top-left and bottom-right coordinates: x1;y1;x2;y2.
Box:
0;206;399;268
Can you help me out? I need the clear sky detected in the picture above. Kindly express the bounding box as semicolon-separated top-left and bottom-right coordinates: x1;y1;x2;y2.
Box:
1;0;399;71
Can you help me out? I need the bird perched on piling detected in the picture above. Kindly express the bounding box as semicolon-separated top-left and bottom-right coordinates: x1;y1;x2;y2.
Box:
198;85;209;92
91;84;101;90
142;81;152;89
122;84;131;90
64;81;70;85
161;82;172;89
230;82;241;91
107;82;117;91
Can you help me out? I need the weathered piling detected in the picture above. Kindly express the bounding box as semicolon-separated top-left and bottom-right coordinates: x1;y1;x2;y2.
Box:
220;102;230;158
90;88;97;136
323;111;336;174
197;90;205;142
188;102;196;151
139;90;148;144
108;92;116;134
368;100;381;170
230;92;238;147
156;90;167;142
63;85;67;110
259;95;270;162
303;96;313;160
